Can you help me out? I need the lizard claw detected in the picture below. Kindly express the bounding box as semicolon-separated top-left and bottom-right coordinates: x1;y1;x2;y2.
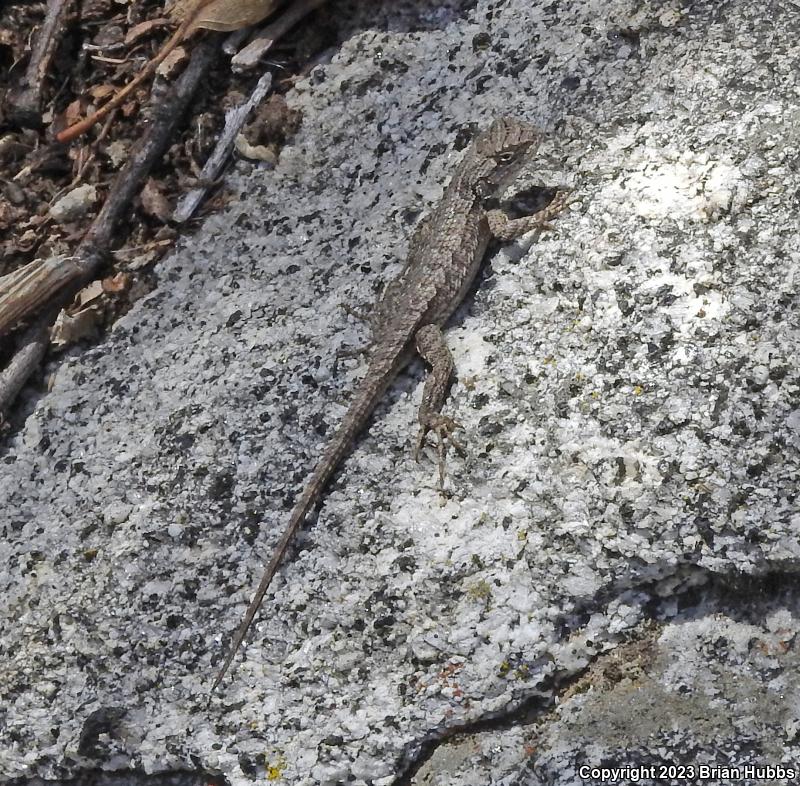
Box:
414;415;464;489
550;188;578;213
333;341;369;376
527;190;577;234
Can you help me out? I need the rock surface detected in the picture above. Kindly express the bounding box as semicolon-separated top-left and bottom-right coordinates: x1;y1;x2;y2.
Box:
2;0;798;784
411;582;800;785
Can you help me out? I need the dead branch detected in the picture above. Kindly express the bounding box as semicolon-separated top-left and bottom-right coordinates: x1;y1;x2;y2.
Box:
8;0;76;127
0;319;50;419
0;256;83;339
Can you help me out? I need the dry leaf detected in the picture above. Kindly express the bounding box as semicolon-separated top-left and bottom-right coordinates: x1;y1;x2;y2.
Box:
51;306;102;348
167;0;208;23
88;84;117;101
64;99;84;126
173;0;284;35
156;46;188;78
102;272;130;294
74;279;104;309
120;241;172;270
140;178;172;221
50;274;128;348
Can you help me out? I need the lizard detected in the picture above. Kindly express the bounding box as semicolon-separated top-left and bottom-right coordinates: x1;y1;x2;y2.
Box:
211;117;569;691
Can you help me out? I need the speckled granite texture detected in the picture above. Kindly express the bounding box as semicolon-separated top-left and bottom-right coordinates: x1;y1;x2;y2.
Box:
2;0;799;784
411;581;800;786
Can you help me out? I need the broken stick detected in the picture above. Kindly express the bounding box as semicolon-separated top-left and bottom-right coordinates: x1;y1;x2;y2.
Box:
173;71;273;222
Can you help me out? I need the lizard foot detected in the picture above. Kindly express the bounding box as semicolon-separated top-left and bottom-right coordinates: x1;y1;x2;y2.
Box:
486;187;576;241
414;414;465;490
335;343;368;360
545;188;579;218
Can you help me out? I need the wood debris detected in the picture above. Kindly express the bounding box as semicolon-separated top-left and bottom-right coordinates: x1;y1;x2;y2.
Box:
0;0;329;418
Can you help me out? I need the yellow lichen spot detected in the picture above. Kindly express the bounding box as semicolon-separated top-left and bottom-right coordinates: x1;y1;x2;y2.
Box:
574;372;585;382
266;758;286;781
517;529;528;541
515;664;530;679
632;385;643;395
590;391;600;399
499;660;511;676
467;580;492;601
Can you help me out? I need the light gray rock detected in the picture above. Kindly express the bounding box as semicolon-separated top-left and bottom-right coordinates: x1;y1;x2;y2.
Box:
412;584;800;786
49;184;98;222
2;0;798;784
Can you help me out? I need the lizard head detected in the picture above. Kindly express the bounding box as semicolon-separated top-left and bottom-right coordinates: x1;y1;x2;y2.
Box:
469;117;541;195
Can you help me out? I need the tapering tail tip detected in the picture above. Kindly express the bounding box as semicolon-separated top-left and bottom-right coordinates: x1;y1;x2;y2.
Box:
208;629;241;701
209;651;236;695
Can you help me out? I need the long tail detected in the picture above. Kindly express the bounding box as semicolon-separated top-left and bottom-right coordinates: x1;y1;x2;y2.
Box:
210;356;401;691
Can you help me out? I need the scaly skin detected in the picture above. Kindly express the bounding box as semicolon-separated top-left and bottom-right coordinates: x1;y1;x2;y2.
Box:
211;117;569;691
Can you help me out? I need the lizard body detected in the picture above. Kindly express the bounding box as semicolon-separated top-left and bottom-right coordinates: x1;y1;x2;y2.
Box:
212;117;567;690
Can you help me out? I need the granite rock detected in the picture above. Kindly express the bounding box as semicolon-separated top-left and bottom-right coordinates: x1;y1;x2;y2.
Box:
1;0;798;784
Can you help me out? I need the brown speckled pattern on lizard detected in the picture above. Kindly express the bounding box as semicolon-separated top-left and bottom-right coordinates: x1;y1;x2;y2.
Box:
211;117;570;691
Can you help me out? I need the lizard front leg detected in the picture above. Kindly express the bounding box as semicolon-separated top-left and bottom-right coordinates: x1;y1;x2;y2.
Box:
413;324;464;489
487;189;572;241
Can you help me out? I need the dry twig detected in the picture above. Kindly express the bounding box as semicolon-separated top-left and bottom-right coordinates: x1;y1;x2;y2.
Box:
173;71;273;222
0;256;83;340
0;319;50;421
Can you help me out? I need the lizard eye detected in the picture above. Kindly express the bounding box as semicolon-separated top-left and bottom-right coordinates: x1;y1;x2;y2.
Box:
496;152;515;163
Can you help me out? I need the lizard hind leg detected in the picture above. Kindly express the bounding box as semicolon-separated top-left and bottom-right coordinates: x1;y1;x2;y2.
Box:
413;324;465;490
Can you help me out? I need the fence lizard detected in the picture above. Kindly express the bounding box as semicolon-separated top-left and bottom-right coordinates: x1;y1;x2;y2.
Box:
212;117;569;690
